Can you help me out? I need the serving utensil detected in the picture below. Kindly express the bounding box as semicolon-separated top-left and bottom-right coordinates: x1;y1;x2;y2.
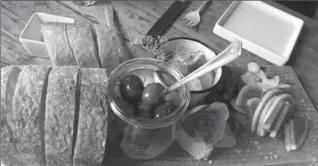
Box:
166;40;242;93
183;0;211;27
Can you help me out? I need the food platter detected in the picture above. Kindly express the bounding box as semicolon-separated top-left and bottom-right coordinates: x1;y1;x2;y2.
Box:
2;4;317;166
103;64;318;166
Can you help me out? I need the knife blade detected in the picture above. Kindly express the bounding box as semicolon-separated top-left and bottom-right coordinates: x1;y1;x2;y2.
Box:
146;0;191;38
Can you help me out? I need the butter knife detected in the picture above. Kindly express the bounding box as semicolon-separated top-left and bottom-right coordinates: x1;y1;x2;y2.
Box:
146;0;191;38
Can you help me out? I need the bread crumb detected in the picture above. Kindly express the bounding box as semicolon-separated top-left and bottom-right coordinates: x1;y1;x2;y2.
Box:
236;148;243;154
274;154;278;159
208;160;213;164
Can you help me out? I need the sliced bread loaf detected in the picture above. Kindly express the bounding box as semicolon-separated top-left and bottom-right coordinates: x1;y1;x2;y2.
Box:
11;65;51;166
66;24;100;68
73;68;108;166
1;66;22;166
93;6;131;75
45;66;79;165
42;23;77;66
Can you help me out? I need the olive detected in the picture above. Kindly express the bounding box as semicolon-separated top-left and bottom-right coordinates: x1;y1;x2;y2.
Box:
137;103;152;119
154;102;175;119
115;97;137;116
141;83;166;107
164;91;180;108
119;75;144;103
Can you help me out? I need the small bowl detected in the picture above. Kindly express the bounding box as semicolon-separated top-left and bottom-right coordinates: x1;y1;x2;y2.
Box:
19;12;74;59
160;37;223;107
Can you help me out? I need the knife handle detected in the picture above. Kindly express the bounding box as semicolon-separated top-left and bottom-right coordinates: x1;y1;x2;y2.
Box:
146;0;191;38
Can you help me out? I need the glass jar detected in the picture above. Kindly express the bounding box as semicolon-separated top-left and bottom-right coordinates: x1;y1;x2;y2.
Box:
107;58;190;159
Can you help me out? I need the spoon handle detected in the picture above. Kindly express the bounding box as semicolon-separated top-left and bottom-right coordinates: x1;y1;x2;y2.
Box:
197;0;211;13
167;40;242;92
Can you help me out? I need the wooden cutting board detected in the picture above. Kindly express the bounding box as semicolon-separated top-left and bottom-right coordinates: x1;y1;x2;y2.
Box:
103;65;318;166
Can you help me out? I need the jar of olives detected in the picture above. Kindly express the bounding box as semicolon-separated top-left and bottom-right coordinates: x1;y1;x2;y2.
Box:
107;58;190;159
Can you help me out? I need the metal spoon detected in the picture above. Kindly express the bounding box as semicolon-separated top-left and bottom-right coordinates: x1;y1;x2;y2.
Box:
166;40;242;93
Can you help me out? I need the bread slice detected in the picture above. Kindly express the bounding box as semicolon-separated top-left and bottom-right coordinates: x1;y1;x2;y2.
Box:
93;6;131;75
10;65;51;165
73;68;108;165
42;23;77;66
0;66;22;166
66;24;100;68
45;66;78;165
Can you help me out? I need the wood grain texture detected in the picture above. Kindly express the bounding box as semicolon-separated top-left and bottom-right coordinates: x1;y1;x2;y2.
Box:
1;1;318;165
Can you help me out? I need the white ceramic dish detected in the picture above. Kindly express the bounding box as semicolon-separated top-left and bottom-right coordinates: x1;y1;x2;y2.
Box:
160;38;222;108
213;1;304;66
19;12;75;59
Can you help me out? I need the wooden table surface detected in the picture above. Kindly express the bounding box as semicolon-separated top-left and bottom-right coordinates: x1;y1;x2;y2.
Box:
1;1;318;165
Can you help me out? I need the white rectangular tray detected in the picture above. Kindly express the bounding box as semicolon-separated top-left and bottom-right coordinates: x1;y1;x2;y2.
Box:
213;1;304;66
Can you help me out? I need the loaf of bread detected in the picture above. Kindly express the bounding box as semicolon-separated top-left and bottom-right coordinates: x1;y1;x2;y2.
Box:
42;23;78;66
41;6;131;72
66;24;100;68
1;66;22;166
12;65;51;166
1;65;111;166
73;68;108;165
